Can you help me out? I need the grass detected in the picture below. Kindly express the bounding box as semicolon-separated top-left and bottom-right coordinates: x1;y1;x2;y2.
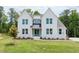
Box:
0;34;79;53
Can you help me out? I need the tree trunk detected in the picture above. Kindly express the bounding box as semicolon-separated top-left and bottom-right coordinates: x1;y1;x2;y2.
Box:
74;28;76;37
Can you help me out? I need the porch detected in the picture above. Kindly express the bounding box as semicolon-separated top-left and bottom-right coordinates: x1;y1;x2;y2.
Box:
32;29;41;37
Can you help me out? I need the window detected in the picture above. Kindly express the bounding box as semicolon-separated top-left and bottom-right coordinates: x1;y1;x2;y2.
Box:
46;18;52;24
22;19;25;24
50;18;52;24
22;19;28;24
59;29;62;34
26;29;28;34
46;18;49;24
50;29;52;34
46;29;49;34
22;29;25;34
26;19;28;24
22;29;28;34
66;30;67;34
33;19;41;24
46;28;53;34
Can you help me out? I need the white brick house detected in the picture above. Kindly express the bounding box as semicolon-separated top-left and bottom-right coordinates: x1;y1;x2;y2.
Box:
17;8;67;39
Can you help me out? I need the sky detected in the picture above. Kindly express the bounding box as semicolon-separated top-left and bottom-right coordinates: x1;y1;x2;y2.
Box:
3;6;79;16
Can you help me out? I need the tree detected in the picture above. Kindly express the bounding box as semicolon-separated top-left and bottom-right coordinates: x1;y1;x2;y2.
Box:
13;11;19;27
1;13;8;32
33;11;40;15
59;9;70;36
0;6;3;24
22;9;33;15
21;9;40;16
0;6;4;32
59;9;70;27
59;9;79;37
8;8;19;30
8;8;14;23
69;10;79;37
8;23;17;37
0;6;8;33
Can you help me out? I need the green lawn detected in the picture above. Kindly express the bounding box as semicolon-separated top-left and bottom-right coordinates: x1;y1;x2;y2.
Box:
0;34;79;53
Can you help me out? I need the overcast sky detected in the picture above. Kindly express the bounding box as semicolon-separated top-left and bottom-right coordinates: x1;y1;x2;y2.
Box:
3;6;79;16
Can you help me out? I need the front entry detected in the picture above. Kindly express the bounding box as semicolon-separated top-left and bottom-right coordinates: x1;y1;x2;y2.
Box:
32;29;41;36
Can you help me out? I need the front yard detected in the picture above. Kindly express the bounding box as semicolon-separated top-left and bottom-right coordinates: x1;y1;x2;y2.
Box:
0;34;79;53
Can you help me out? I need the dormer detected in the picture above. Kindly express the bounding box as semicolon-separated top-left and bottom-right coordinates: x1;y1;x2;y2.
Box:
32;11;41;25
33;16;41;25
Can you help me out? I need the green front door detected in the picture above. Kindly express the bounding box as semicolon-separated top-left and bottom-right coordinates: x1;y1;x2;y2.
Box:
32;29;41;36
35;29;39;36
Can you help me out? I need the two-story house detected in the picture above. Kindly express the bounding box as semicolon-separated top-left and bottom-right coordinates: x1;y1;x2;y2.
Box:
17;8;67;40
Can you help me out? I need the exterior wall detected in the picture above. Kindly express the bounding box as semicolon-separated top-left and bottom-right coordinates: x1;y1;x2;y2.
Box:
57;19;67;39
41;9;58;39
33;15;41;19
41;9;67;39
17;11;33;38
17;8;67;39
57;27;67;39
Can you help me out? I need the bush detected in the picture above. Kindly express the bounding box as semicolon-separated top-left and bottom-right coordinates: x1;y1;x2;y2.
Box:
8;24;17;37
5;43;15;46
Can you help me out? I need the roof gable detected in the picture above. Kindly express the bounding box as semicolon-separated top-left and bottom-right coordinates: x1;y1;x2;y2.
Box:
57;20;67;29
22;10;33;18
42;8;57;18
18;10;33;20
43;8;67;29
17;8;67;29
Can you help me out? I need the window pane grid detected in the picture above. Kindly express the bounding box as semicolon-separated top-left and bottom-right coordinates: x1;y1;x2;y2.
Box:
22;19;25;24
22;19;28;24
59;29;62;34
22;29;28;34
46;18;49;24
46;28;53;35
22;29;24;34
26;19;28;24
46;29;49;34
50;18;52;24
46;18;52;24
26;29;28;34
50;29;52;34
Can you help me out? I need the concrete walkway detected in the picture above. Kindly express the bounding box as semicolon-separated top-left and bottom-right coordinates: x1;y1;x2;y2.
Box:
0;34;3;39
69;37;79;41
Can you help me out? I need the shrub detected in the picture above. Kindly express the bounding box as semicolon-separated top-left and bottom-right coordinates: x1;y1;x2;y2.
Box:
5;43;15;46
8;24;17;37
31;38;33;40
40;37;42;39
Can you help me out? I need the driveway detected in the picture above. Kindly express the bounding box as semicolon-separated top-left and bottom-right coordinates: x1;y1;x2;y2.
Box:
0;34;3;39
69;37;79;41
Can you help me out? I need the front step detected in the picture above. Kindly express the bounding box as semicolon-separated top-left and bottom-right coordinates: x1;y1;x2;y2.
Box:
33;37;40;40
